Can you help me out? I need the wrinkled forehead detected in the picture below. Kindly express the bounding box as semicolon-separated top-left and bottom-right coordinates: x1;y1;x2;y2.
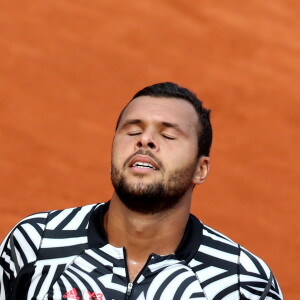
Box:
118;96;199;132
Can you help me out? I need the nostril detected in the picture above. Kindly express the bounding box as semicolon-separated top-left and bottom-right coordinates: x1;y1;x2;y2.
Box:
137;141;143;148
148;142;156;149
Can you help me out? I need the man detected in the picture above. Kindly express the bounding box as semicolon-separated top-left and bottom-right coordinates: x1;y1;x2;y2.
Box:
0;82;283;299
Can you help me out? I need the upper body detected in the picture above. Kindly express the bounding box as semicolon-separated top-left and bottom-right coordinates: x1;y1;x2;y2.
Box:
0;82;283;299
0;202;283;299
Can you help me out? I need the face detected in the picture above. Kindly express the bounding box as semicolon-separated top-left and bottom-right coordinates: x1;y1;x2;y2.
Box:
111;96;209;214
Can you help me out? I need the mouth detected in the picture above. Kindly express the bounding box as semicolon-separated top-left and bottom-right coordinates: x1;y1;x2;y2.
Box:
131;162;157;170
128;155;160;171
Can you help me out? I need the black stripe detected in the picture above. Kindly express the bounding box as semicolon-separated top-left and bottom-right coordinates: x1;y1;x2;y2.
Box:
45;230;88;239
47;210;62;221
78;209;94;230
152;268;187;300
63;272;84;300
172;275;199;299
32;265;51;299
68;266;95;294
46;264;67;300
242;284;281;300
54;207;82;230
13;238;26;267
195;252;238;273
240;248;268;278
55;277;68;299
18;225;39;252
213;283;239;300
202;235;239;255
204;227;234;243
202;270;234;287
38;243;88;259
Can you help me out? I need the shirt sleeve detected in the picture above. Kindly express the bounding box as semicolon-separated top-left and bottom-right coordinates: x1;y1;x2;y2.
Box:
239;246;283;300
0;212;49;299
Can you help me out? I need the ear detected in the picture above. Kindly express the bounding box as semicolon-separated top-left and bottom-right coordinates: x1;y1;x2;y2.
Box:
192;156;210;185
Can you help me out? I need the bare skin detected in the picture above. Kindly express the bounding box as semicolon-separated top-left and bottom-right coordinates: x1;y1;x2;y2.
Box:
105;189;192;281
106;96;210;282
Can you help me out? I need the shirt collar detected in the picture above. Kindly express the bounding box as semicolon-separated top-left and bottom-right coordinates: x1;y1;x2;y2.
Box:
88;201;203;263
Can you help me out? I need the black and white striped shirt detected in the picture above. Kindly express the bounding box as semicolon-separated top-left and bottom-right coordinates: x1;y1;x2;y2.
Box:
0;202;283;300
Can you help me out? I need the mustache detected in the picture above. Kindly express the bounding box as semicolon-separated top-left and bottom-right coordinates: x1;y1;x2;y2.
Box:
123;149;164;171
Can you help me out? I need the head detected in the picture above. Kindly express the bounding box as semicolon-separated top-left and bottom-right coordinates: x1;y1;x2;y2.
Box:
111;82;212;214
116;82;212;158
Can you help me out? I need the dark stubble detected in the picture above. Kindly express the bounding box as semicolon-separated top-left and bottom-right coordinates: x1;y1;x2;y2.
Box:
111;151;198;214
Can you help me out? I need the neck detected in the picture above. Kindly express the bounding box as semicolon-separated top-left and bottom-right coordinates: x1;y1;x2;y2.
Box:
105;192;192;263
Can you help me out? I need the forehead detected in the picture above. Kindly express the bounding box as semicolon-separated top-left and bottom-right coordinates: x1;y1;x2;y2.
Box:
119;96;199;131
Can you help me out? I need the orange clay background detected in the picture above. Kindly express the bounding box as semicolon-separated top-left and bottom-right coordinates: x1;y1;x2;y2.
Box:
0;1;299;298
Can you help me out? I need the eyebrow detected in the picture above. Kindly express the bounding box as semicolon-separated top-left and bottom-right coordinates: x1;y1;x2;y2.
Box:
120;119;142;128
120;119;186;135
161;121;181;131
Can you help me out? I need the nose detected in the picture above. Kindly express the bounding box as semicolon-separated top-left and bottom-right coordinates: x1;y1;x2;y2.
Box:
135;131;159;151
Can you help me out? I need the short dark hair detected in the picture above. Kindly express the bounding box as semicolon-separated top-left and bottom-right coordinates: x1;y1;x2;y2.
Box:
116;82;212;157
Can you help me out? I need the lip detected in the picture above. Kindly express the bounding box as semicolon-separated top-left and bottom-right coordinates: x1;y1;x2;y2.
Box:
128;154;160;171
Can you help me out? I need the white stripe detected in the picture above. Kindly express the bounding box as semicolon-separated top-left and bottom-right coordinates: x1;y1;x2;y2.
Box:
240;274;267;284
244;248;271;277
179;280;205;300
63;204;95;230
47;209;73;230
49;282;62;299
69;265;109;294
200;245;237;264
21;223;42;250
36;265;58;299
100;244;124;259
146;264;190;300
203;225;235;244
148;259;179;272
60;275;74;296
10;245;24;274
37;255;77;266
42;236;87;248
85;249;114;267
221;290;240;300
189;259;203;268
38;223;46;231
204;274;238;299
112;266;126;277
136;291;146;300
14;228;36;263
27;265;44;300
203;228;237;247
195;266;227;281
137;274;145;284
240;249;260;273
99;274;127;293
0;266;5;299
74;256;97;273
160;270;193;299
65;268;97;298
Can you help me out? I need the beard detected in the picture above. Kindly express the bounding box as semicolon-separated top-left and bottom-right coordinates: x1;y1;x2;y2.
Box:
111;158;197;215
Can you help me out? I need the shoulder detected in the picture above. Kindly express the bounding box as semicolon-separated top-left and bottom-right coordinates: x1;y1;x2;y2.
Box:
0;203;101;268
239;246;283;299
0;210;50;282
44;202;101;230
0;211;50;257
192;222;283;299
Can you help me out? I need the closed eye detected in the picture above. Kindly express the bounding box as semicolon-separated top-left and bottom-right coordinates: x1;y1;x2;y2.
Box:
162;134;176;140
128;132;141;136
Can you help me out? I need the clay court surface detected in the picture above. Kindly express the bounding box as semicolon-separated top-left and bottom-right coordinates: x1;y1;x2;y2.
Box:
0;1;299;298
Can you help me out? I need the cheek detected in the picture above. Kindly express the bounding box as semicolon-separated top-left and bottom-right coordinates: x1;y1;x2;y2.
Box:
168;143;198;163
112;138;132;166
